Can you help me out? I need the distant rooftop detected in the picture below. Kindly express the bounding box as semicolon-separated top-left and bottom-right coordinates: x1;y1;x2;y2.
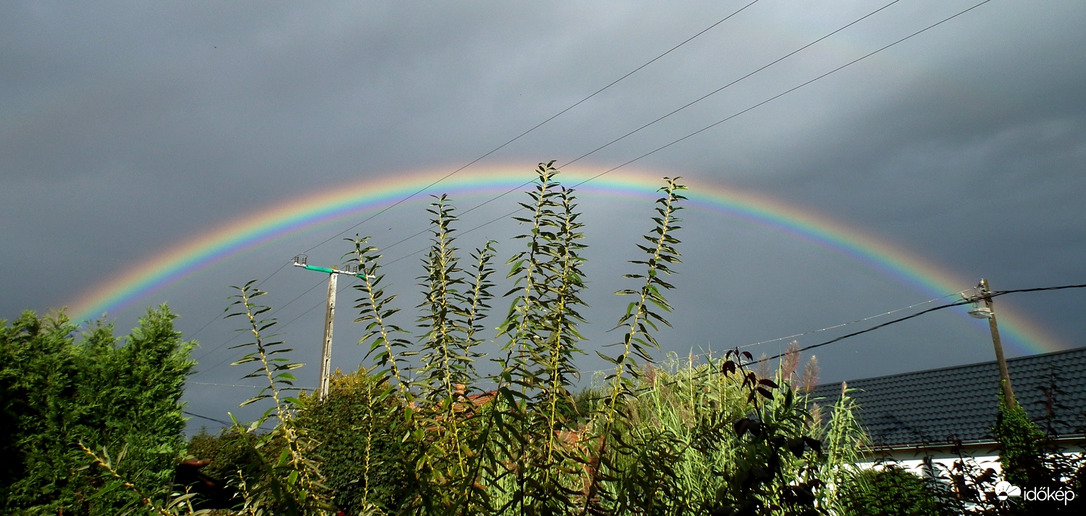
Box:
809;347;1086;448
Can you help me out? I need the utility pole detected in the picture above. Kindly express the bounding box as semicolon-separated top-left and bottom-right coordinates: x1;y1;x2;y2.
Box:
969;278;1017;409
292;255;370;401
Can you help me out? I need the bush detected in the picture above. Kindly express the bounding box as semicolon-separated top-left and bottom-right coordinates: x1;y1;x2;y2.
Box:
0;306;194;515
840;465;949;515
295;369;413;513
184;427;260;510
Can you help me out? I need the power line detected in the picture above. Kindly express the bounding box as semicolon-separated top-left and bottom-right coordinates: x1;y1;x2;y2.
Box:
183;410;275;433
188;381;261;390
993;284;1086;296
189;274;326;363
302;0;912;265
185;0;997;390
178;3;760;363
294;2;760;259
191;274;379;382
186;260;293;344
375;0;997;266
753;282;1086;368
736;292;961;352
574;290;969;379
573;282;1086;403
779;298;974;362
561;0;905;169
182;410;232;427
189;275;330;376
188;259;295;343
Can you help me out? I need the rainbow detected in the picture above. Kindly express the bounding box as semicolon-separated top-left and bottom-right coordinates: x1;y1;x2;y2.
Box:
68;165;1064;355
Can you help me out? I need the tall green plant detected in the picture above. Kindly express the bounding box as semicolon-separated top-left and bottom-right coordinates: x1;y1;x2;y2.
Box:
226;281;330;515
350;236;414;397
580;175;686;513
814;382;869;513
418;195;477;400
491;162;591;513
414;195;497;513
204;163;713;514
347;193;502;514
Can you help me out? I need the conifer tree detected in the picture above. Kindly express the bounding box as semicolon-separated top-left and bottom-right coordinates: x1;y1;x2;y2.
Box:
0;306;194;515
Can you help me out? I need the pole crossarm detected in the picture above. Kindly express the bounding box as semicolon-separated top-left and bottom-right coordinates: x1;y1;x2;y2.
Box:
292;255;373;279
290;255;372;401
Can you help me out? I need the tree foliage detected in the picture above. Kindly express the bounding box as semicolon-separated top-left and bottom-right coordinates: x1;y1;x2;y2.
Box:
0;306;194;515
223;282;332;515
839;465;948;515
295;369;413;514
994;395;1046;488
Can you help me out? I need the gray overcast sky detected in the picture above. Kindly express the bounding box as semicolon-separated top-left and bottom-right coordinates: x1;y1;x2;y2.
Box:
3;1;1084;430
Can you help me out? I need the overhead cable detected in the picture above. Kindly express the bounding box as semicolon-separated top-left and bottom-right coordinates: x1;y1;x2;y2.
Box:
294;2;760;258
186;0;998;390
182;2;763;358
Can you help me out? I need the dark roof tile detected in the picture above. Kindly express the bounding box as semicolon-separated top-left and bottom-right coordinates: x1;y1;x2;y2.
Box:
809;347;1086;447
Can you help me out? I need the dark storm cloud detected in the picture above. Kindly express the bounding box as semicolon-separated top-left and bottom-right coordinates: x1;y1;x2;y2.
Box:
3;1;1084;431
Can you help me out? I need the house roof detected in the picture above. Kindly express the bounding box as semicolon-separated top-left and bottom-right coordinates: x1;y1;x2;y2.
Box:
808;347;1086;448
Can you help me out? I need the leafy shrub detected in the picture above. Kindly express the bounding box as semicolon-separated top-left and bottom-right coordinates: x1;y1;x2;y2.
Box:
994;397;1046;488
839;465;949;515
185;427;260;510
601;351;864;514
0;306;194;515
295;369;413;513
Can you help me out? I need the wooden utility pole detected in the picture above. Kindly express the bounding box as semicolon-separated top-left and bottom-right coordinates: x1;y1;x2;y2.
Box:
293;255;370;401
975;278;1017;409
318;272;337;401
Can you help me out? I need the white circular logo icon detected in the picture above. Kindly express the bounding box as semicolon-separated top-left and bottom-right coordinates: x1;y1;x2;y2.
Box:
994;481;1022;501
